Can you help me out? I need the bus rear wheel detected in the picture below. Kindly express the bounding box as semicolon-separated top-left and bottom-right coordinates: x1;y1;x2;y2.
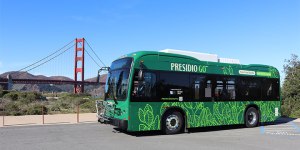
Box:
245;107;259;128
162;111;183;135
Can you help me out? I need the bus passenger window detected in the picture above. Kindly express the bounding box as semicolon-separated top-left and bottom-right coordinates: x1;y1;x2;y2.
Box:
236;77;261;100
227;80;236;100
205;80;212;98
261;78;279;100
213;77;236;101
194;82;200;100
190;75;206;101
215;80;224;100
132;71;157;101
158;72;190;101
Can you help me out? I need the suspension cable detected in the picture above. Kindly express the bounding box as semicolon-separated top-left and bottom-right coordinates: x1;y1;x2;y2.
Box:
77;41;102;69
18;40;74;72
85;50;101;68
13;40;74;78
15;43;75;78
84;39;107;67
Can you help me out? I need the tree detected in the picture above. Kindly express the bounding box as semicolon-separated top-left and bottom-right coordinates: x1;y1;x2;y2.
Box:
282;54;300;117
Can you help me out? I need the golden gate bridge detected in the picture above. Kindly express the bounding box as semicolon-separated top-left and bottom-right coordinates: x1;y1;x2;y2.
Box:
0;38;106;93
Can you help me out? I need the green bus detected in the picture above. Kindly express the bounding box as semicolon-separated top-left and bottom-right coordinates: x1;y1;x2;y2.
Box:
97;50;280;134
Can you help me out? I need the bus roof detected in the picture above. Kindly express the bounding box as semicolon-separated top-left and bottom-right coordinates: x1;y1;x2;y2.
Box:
120;51;279;78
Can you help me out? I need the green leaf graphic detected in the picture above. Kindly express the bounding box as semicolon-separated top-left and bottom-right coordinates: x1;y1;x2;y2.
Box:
138;108;145;123
139;124;148;131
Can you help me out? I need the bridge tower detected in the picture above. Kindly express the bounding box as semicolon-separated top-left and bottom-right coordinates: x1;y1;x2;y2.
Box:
74;38;85;93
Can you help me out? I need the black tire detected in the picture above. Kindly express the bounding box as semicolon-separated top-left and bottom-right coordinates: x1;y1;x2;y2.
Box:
162;111;183;135
245;107;259;128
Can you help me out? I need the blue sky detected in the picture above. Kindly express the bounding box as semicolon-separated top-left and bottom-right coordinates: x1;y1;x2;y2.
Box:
0;0;299;79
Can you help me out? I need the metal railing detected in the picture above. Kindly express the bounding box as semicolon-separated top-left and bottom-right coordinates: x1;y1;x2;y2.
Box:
0;98;100;127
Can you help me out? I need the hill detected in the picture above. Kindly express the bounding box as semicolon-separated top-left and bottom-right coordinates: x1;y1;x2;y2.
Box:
0;71;107;96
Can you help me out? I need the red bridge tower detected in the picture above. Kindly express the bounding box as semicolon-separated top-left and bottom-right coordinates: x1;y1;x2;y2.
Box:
74;38;85;93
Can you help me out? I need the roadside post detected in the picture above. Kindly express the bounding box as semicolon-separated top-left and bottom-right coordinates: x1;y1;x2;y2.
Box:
42;105;44;125
2;107;4;126
77;105;79;123
1;98;4;126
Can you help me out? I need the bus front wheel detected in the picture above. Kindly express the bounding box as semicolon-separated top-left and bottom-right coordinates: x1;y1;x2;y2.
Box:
162;111;183;134
245;107;259;128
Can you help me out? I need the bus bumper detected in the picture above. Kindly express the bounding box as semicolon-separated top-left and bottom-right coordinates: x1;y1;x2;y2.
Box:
96;100;128;130
100;117;128;131
111;118;128;130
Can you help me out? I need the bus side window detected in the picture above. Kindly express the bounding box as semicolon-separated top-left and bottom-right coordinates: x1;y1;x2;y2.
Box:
191;75;206;101
132;71;157;100
262;78;279;100
214;80;224;100
236;77;261;100
227;80;236;100
194;81;200;100
158;72;190;101
205;80;212;99
213;77;236;101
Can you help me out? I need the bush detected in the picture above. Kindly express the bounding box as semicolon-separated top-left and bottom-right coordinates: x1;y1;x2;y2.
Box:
19;92;36;105
49;102;61;112
3;91;43;103
4;102;22;116
2;91;97;115
80;100;96;113
291;110;300;118
281;104;291;117
27;104;48;115
3;92;19;101
73;97;90;106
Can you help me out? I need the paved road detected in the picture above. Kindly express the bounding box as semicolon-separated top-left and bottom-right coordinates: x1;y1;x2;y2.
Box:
0;121;299;150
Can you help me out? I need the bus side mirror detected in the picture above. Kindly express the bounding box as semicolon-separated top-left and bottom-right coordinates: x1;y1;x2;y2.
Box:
98;67;110;83
138;70;144;81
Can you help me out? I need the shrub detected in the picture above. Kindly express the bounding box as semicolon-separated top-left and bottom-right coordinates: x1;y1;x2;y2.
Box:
19;92;36;105
2;91;97;115
80;100;96;113
73;97;90;106
4;102;22;116
3;92;19;101
291;110;300;118
27;104;48;115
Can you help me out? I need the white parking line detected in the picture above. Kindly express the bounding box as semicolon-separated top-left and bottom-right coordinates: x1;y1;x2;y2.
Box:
261;121;300;136
264;128;297;130
265;132;300;136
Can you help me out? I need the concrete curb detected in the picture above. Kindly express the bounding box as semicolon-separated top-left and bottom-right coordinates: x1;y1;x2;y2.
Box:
0;113;97;127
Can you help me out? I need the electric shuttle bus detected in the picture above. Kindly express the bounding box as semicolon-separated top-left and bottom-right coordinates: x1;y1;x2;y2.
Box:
97;50;280;134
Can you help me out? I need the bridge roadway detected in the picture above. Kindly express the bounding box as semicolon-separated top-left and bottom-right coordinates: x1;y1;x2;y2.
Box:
0;78;105;85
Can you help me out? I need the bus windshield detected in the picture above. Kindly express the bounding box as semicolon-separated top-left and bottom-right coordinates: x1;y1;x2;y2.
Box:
105;58;132;101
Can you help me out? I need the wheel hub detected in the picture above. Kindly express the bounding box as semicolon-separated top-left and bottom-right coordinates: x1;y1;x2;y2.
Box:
166;115;179;131
247;111;257;125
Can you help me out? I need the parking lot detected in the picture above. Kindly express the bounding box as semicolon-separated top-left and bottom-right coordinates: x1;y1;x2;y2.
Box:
0;119;299;150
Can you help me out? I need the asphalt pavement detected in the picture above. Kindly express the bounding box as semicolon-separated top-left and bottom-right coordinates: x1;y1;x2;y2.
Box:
0;120;299;150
